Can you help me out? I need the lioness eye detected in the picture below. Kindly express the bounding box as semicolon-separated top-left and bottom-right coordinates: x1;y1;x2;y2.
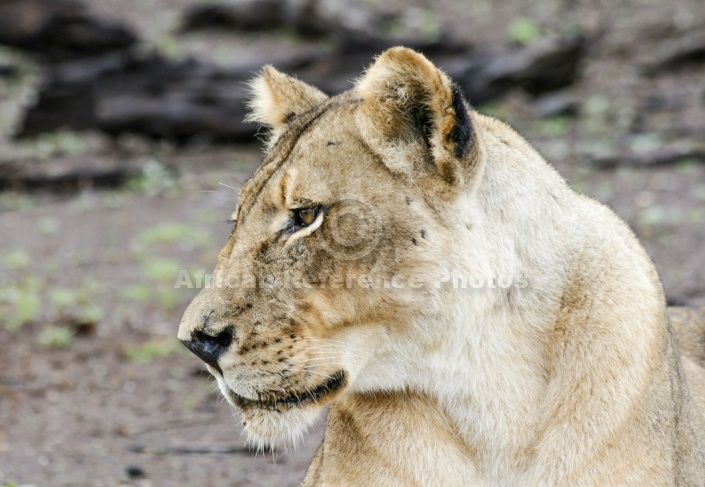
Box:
295;207;318;227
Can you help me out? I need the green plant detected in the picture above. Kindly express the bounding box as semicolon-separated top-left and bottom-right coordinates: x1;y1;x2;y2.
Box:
134;222;209;250
38;325;74;348
45;281;104;332
123;337;185;363
0;193;35;212
150;34;188;61
1;277;43;329
508;17;543;45
535;116;573;137
50;288;85;309
121;283;152;303
3;250;30;269
10;130;89;159
127;159;179;197
156;288;179;314
37;217;61;235
688;208;705;224
74;304;104;324
141;257;182;282
477;101;512;121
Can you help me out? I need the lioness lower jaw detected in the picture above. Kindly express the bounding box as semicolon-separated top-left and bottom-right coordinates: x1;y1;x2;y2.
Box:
216;371;348;449
239;401;324;451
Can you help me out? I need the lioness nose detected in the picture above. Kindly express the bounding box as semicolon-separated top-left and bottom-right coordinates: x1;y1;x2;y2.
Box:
180;329;233;372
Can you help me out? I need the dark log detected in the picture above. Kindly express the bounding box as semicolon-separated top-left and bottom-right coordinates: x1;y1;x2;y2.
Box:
181;0;294;33
0;156;143;191
18;52;257;142
469;36;587;101
0;63;20;78
642;29;705;75
640;91;689;111
126;444;255;455
17;35;587;142
533;92;580;118
0;0;136;61
180;0;396;40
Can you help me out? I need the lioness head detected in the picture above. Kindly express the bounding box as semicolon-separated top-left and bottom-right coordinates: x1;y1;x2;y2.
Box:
178;47;490;448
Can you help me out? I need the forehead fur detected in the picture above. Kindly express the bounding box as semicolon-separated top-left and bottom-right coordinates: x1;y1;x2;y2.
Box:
237;95;365;222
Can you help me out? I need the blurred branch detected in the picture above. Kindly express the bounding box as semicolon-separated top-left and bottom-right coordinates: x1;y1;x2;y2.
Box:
127;444;255;455
590;145;705;169
0;156;142;192
0;0;136;61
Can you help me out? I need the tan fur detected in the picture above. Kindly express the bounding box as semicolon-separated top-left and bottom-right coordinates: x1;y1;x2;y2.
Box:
670;306;705;367
179;47;705;485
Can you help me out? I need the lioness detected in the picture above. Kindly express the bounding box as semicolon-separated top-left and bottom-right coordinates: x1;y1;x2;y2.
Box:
178;47;705;485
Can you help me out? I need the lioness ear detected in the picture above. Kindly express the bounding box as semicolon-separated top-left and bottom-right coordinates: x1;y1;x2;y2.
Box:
355;47;477;186
246;65;328;130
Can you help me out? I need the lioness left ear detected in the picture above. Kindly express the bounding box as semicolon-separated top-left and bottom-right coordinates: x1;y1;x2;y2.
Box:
355;47;478;186
246;65;329;130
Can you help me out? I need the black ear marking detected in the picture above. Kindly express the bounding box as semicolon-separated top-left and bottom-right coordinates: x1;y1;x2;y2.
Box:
448;84;473;158
412;104;434;149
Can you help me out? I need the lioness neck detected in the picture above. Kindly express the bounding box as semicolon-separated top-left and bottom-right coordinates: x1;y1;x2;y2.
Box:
343;115;671;484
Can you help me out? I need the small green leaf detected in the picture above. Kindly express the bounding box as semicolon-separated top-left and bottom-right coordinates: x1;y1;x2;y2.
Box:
141;258;182;282
38;325;75;348
50;288;80;309
508;18;542;45
76;304;104;324
4;250;30;269
121;284;152;303
123;337;185;363
38;217;61;235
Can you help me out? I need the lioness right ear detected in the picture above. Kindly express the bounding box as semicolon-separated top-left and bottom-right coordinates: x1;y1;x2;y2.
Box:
246;66;329;131
355;47;480;187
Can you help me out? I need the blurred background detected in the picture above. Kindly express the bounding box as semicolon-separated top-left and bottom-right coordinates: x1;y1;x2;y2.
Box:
0;0;704;485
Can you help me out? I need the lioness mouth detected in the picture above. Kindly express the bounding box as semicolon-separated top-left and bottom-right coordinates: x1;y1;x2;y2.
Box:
232;370;346;410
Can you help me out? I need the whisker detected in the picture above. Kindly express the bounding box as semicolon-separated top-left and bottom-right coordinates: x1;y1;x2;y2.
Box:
305;351;366;360
219;181;238;191
302;344;361;353
302;338;365;355
303;337;352;346
300;357;346;362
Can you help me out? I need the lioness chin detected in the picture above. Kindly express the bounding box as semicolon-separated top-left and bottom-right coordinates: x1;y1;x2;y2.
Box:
179;47;705;486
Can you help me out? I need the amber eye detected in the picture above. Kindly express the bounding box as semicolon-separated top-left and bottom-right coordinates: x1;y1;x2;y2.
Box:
295;207;318;227
285;206;326;235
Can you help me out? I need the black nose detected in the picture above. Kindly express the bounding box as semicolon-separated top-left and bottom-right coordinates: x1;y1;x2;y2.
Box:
181;328;233;373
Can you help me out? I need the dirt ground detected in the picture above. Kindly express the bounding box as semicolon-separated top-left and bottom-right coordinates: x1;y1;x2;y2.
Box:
1;0;705;486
